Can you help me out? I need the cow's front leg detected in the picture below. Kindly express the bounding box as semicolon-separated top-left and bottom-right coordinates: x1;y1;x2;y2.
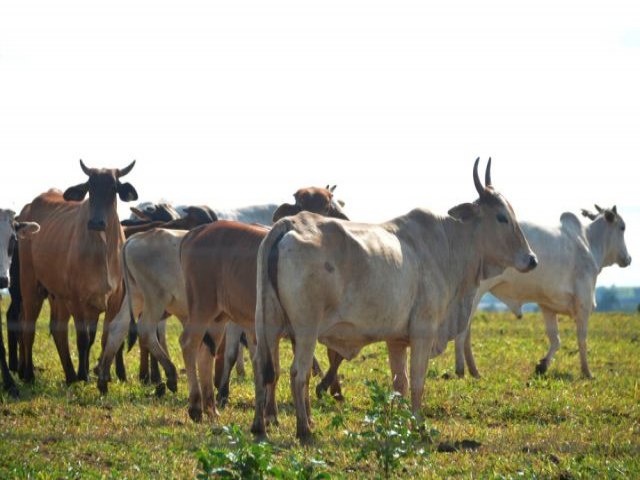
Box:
409;333;433;417
535;307;560;375
387;341;408;396
576;309;593;379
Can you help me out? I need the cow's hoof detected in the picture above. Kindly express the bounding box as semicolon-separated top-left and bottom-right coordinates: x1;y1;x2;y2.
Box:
534;360;548;375
332;392;345;402
6;384;19;399
265;414;279;426
297;431;314;446
188;406;203;423
97;379;109;395
65;374;79;386
166;379;178;394
315;383;326;399
216;394;228;409
155;383;167;398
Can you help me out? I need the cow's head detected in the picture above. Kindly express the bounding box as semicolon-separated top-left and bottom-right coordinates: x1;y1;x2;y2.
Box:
448;158;537;277
272;186;349;222
581;205;631;268
0;209;39;289
63;160;138;231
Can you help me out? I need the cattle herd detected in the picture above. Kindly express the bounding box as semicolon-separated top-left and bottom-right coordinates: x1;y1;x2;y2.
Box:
0;158;631;442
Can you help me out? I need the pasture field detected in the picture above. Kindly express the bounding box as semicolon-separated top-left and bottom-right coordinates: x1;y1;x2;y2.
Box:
1;301;639;479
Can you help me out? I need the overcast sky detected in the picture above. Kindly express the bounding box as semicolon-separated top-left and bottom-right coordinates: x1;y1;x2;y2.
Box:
1;1;639;286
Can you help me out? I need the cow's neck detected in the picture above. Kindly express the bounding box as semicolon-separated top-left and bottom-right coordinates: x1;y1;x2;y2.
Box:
441;216;484;292
586;219;612;271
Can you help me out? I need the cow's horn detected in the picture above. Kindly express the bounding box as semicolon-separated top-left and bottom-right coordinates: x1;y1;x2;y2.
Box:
473;157;484;195
612;205;617;214
485;157;492;187
594;204;604;213
79;159;92;176
117;160;136;178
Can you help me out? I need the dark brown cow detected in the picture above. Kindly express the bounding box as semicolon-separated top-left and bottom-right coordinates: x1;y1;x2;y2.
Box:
17;160;137;383
180;186;349;422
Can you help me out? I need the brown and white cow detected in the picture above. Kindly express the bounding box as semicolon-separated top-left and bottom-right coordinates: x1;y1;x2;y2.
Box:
251;159;538;441
0;209;39;396
454;205;631;379
17;160;137;383
179;186;349;422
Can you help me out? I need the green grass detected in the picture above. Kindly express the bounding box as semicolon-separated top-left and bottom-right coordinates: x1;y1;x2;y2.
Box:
1;299;639;478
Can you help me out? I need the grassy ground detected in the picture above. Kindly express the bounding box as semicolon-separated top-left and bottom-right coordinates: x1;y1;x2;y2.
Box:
1;300;639;479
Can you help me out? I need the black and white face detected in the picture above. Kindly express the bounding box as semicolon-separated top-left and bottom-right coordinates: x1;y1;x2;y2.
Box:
0;209;39;288
63;160;138;231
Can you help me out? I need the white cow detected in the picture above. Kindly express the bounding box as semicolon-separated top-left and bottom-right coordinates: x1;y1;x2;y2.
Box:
251;159;538;441
454;205;631;379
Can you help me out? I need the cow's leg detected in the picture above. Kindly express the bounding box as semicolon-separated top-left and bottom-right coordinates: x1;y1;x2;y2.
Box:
7;296;20;372
49;304;77;385
150;319;168;384
576;309;593;379
0;310;18;397
73;313;93;382
139;342;150;384
454;330;466;378
181;307;221;422
409;335;433;416
198;329;222;418
18;285;44;382
463;327;480;378
217;323;249;408
139;307;177;395
290;335;316;442
387;341;408;396
265;339;280;425
97;299;134;393
535;307;560;375
251;324;279;439
315;347;344;400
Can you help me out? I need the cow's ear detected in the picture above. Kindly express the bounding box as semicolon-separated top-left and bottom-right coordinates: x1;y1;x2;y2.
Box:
273;203;301;222
15;221;40;239
63;182;89;201
117;182;138;202
605;209;615;223
448;202;479;222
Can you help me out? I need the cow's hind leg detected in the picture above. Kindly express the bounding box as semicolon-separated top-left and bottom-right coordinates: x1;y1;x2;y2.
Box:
290;335;316;443
535;307;560;375
97;301;134;394
0;310;18;397
139;307;177;395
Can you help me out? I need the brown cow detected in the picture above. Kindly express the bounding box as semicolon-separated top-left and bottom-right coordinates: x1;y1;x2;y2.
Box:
17;160;137;383
180;186;348;422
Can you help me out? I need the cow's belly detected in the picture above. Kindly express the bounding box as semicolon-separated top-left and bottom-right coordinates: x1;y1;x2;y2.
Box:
491;281;576;316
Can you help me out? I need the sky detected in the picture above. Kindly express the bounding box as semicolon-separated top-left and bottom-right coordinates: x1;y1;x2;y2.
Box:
1;1;639;286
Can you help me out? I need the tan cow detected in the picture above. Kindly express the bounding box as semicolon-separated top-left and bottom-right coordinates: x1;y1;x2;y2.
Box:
251;159;538;441
454;205;631;379
17;160;137;383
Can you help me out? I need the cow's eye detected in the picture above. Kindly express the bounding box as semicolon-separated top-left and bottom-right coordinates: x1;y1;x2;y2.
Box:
621;224;626;232
496;213;509;224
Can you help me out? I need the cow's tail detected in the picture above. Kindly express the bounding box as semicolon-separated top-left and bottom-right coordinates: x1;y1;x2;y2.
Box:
255;219;294;386
121;239;138;352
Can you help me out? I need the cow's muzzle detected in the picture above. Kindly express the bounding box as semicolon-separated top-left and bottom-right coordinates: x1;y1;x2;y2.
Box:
516;253;538;273
619;255;632;268
0;276;9;289
88;219;107;231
